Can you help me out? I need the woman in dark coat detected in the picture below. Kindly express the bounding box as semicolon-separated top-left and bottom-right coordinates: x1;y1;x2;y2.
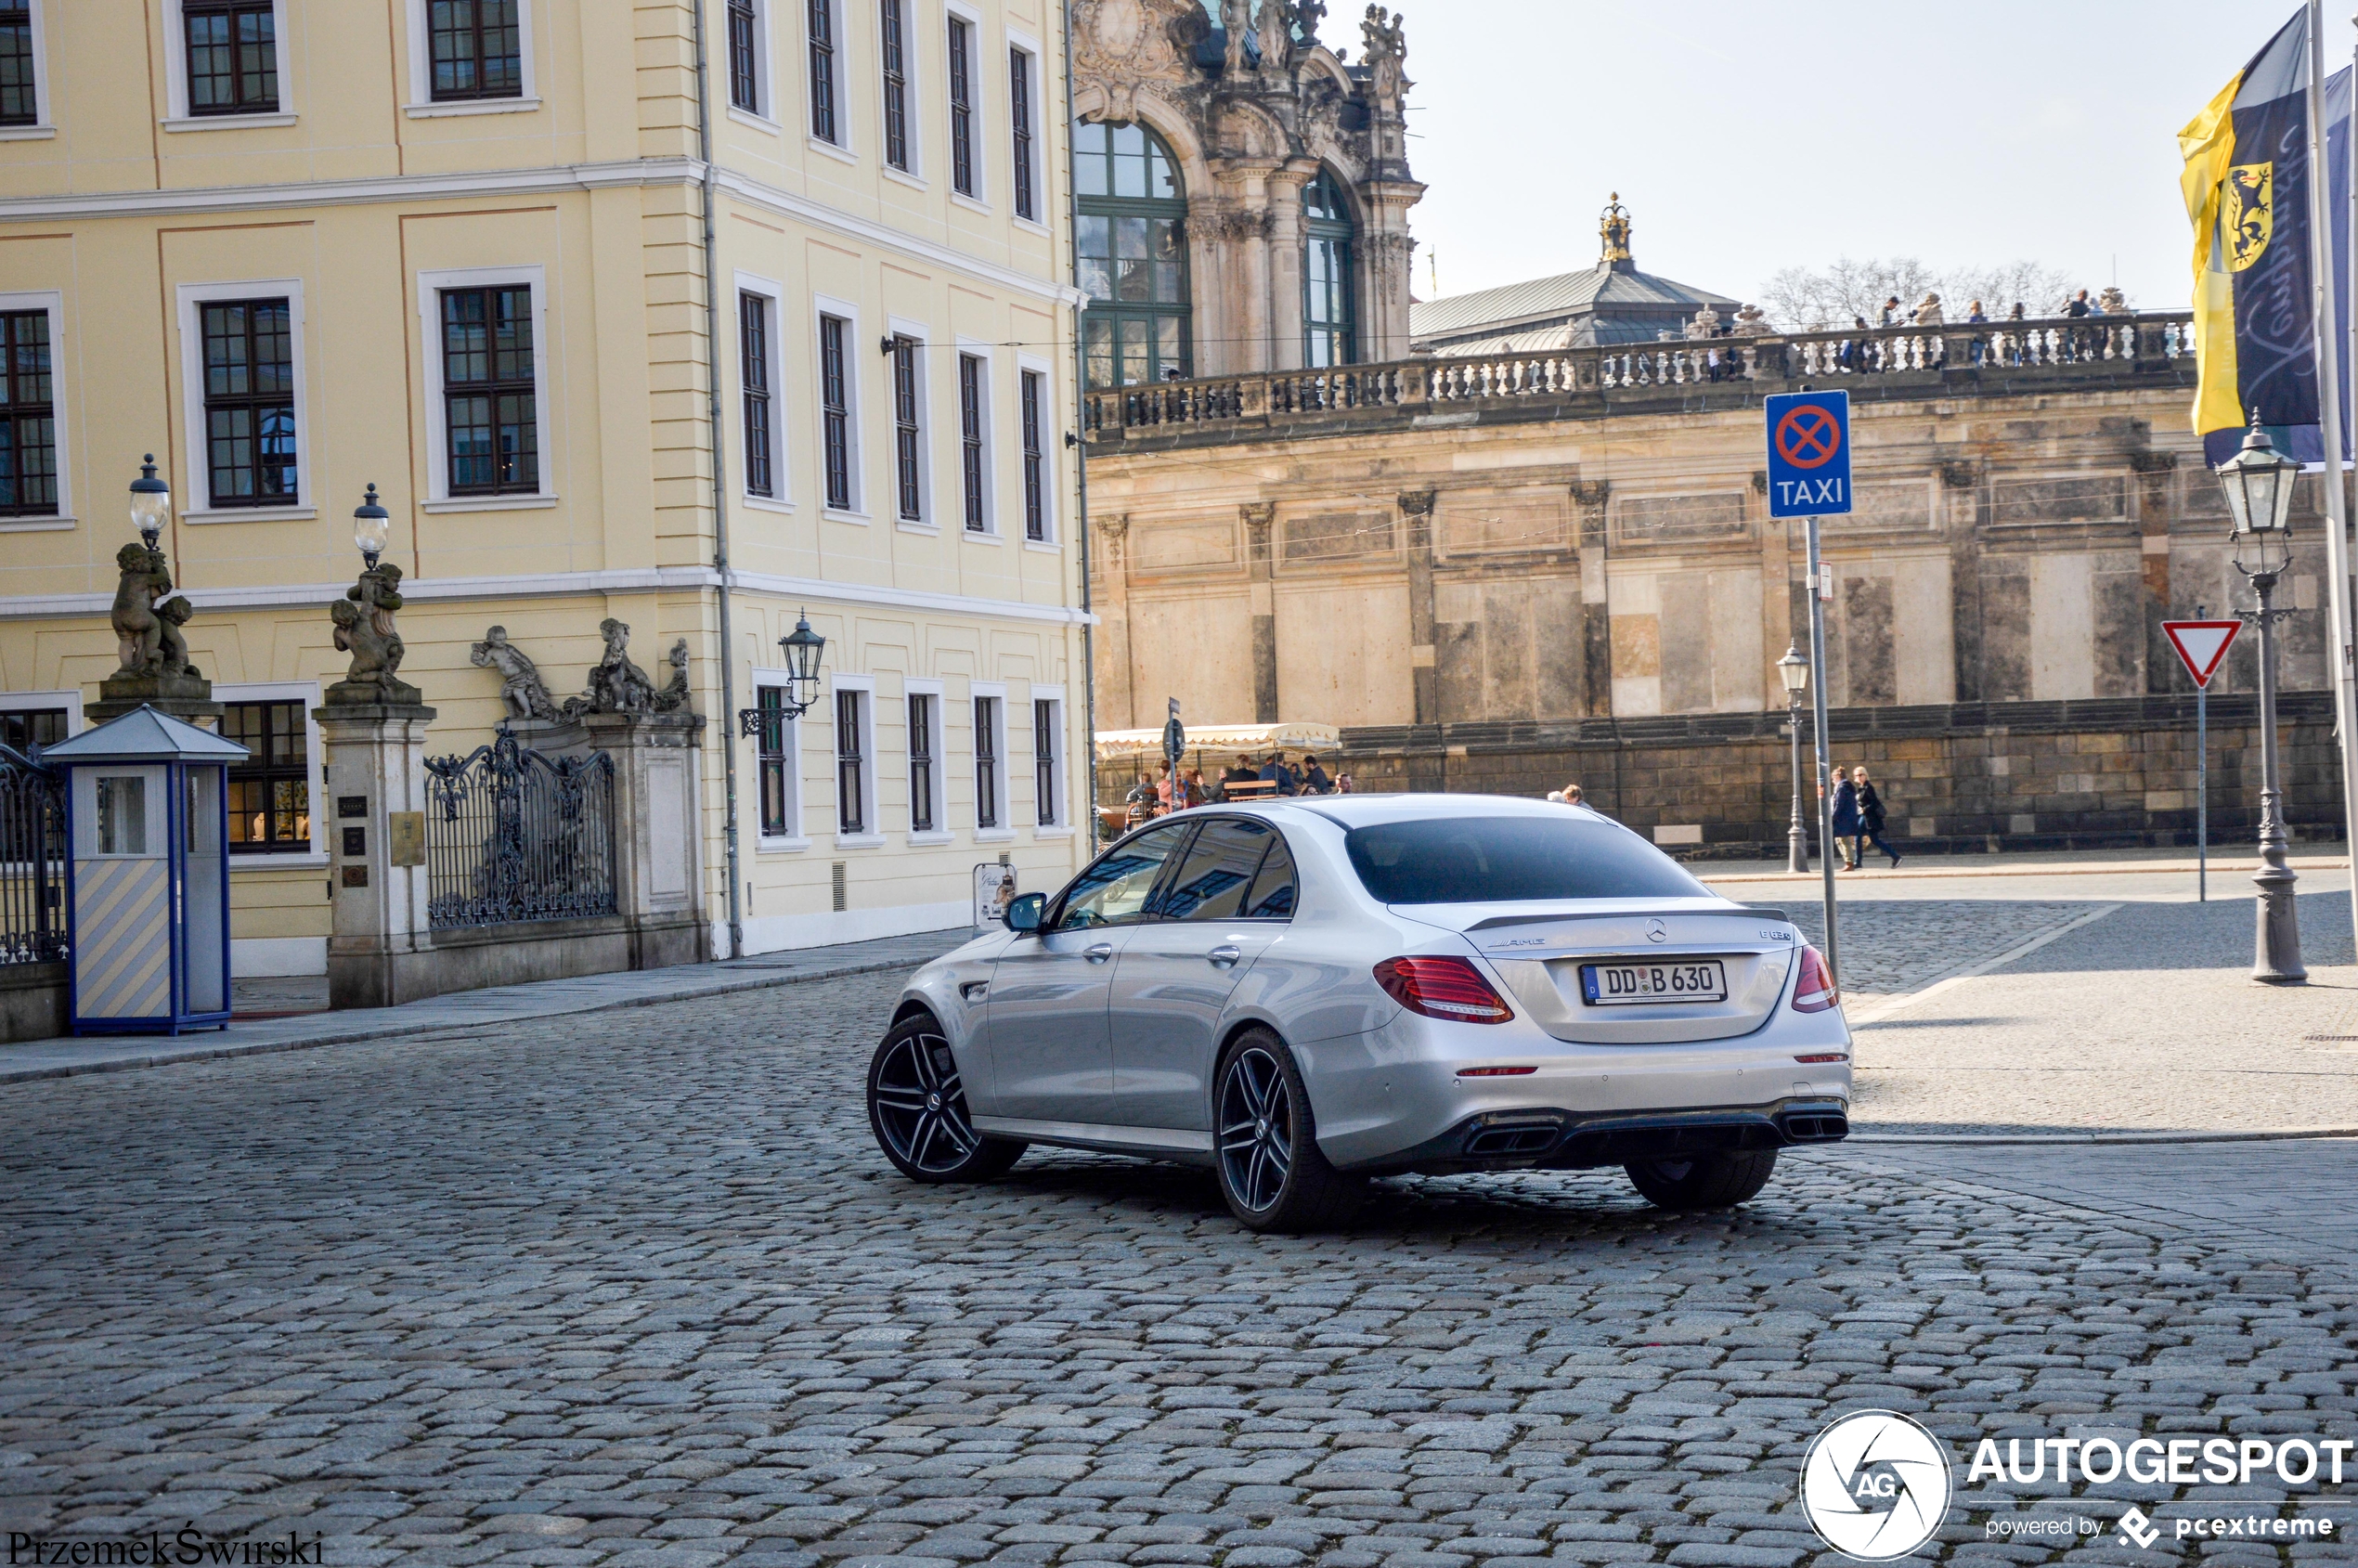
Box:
1828;771;1860;870
1851;765;1901;870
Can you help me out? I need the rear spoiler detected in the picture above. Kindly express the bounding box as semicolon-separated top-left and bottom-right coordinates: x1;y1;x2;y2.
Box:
1463;905;1791;932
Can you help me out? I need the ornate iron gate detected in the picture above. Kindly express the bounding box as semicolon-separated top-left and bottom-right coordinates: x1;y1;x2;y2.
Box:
423;727;617;929
0;742;67;965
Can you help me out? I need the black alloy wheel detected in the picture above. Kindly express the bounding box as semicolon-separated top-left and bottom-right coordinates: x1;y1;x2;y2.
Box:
1212;1028;1364;1232
1624;1147;1779;1211
867;1016;1026;1184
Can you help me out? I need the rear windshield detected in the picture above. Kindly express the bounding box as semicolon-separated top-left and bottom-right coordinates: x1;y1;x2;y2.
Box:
1343;815;1711;904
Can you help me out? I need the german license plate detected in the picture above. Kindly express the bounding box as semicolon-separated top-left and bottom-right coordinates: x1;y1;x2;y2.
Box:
1581;960;1728;1004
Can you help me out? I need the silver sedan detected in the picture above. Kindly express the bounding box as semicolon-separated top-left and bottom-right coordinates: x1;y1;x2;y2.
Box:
866;795;1852;1232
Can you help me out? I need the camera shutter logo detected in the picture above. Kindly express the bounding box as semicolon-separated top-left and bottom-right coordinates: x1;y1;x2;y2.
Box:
1798;1410;1954;1560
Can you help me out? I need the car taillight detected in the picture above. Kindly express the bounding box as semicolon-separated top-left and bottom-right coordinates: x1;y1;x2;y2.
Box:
1374;956;1515;1024
1791;945;1839;1013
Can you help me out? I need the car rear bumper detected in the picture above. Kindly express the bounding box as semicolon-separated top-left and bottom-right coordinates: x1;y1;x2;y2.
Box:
1331;1096;1850;1177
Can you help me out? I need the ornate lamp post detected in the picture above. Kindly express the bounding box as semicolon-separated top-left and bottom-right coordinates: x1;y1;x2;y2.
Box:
737;612;828;735
352;483;390;569
128;455;170;550
1778;644;1811;873
2217;414;2305;984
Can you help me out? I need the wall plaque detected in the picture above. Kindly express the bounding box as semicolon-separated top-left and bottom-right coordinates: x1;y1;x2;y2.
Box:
387;811;426;868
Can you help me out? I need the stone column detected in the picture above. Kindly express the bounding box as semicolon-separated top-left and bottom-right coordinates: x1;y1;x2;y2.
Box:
2131;449;2179;693
1095;514;1137;727
1572;481;1613;717
577;710;710;970
1266;167;1311;374
1244;502;1279;722
1400;490;1438;724
317;700;438;1009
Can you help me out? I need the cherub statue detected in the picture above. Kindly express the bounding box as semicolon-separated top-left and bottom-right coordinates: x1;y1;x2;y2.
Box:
154;596;200;680
110;541;173;674
470;626;560;720
653;638;693;713
330;563;413;700
564;617;660;719
1361;5;1406;101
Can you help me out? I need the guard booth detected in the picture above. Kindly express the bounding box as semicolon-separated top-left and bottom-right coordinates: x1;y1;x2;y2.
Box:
43;706;247;1035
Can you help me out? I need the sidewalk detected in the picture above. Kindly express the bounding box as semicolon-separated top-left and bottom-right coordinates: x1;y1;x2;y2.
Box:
0;927;974;1085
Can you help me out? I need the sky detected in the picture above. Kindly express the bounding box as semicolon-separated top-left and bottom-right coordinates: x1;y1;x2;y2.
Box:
1400;0;2320;313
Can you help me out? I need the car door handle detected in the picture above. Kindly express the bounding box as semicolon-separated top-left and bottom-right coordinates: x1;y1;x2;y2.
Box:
1085;943;1115;964
1208;946;1242;968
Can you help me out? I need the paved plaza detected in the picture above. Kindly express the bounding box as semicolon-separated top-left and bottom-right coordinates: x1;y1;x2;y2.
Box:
6;914;2358;1566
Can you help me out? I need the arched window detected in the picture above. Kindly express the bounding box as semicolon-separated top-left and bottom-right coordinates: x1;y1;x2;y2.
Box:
1076;120;1191;389
1302;168;1356;368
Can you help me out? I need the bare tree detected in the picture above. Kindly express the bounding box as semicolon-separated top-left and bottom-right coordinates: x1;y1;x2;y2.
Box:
1760;257;2097;330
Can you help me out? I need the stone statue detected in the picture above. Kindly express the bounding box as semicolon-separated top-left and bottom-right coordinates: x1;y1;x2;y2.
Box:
1732;303;1771;336
328;563;419;705
1683;305;1722;340
1256;0;1297;74
1296;0;1327;45
1599;193;1632;265
1222;0;1252;74
655;638;693;713
470;626;560;720
2097;284;2130;316
154;596;200;680
1913;292;1945;327
110;542;174;674
1361;4;1406;102
564;617;661;719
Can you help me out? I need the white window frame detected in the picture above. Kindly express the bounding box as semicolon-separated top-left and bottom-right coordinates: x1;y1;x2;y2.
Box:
831;672;883;849
1006;27;1046;229
733;271;791;513
415;265;556;511
0;688;83;740
160;0;295;130
404;0;540;117
970;679;1011;841
812;292;867;520
0;0;56;141
886;314;936;533
804;0;853;158
0;288;71;530
903;676;950;845
943;1;989;209
723;0;775;128
751;665;809;850
175;279;314;524
1030;683;1068;836
952;337;998;538
875;0;924;184
214;680;327;866
1015;351;1059;548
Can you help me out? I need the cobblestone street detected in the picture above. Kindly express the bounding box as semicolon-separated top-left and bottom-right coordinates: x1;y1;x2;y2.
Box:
6;965;2357;1566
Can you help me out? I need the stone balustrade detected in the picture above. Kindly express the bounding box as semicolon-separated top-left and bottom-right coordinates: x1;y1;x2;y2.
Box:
1082;310;2197;445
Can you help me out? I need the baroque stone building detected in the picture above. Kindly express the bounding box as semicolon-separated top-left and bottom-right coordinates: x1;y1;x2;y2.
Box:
1081;197;2346;851
1069;0;1421;384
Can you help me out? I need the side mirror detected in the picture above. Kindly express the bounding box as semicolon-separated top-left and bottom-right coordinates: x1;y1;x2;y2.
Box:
1004;892;1047;933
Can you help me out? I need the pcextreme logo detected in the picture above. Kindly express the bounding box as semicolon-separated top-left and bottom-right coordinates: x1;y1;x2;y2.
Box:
1799;1410;1954;1560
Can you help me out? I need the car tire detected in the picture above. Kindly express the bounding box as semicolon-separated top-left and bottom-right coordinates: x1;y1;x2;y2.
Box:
867;1015;1026;1184
1624;1148;1779;1211
1213;1028;1366;1233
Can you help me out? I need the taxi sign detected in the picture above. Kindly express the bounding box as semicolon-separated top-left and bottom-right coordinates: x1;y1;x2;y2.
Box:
1765;390;1852;519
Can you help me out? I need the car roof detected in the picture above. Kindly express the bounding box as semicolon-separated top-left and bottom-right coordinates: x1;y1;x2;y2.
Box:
1199;793;1610;828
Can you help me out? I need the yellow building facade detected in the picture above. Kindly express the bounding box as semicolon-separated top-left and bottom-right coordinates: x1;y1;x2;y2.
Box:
0;0;1093;974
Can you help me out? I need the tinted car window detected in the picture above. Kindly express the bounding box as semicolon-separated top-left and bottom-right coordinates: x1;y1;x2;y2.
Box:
1054;822;1192;929
1241;835;1297;918
1343;816;1708;904
1160;819;1279;921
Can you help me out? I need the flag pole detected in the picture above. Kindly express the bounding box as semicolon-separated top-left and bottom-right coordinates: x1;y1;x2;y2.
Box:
2304;0;2358;934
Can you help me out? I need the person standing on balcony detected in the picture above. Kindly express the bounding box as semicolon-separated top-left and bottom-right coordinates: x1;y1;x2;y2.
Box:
1966;299;1989;366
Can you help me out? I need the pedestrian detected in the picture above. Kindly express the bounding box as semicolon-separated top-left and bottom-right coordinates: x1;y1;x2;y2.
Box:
1334;771;1354;794
2065;288;2093;361
1261;751;1300;796
1878;294;1901;328
1223;754;1258;793
1852;765;1901;870
1964;298;1988;367
1829;768;1861;871
1185;767;1209;807
1124;771;1156;827
1301;753;1332;794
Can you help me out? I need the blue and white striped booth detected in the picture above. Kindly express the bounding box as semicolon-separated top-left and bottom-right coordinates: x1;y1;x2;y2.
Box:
45;706;247;1035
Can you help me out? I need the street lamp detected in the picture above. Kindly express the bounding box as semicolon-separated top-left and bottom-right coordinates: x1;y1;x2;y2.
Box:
1778;644;1811;873
352;483;390;571
2217;412;2305;983
128;455;170;551
736;612;828;736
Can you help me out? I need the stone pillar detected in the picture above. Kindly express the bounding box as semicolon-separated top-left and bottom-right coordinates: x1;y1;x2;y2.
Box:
1244;502;1279;722
577;710;710;970
317;700;438;1010
1573;481;1613;717
1095;514;1137;728
1267;168;1310;374
2131;449;2179;693
1401;490;1438;724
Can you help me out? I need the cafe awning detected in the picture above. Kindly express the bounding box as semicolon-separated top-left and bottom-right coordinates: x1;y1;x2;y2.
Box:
1093;720;1341;763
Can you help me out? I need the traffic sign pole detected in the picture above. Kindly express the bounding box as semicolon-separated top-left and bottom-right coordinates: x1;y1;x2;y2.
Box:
2198;680;2209;904
2163;616;2244;903
1806;512;1839;991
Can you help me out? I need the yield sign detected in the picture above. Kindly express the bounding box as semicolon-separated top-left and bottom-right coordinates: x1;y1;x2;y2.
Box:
2162;619;2242;688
